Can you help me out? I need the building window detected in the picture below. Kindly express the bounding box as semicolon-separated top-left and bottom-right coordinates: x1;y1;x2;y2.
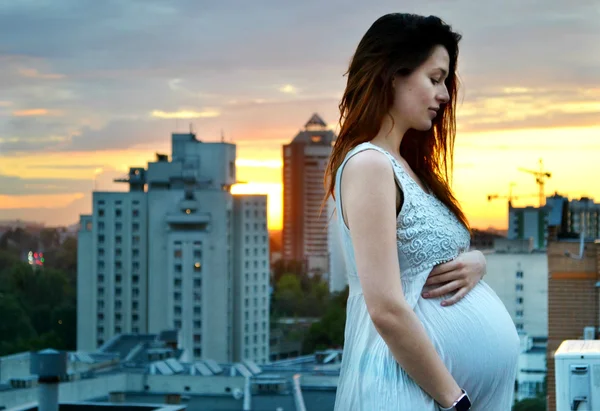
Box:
98;235;105;244
516;310;524;318
174;249;182;258
98;222;105;231
194;306;201;315
132;209;140;218
115;313;122;321
97;326;104;335
132;327;139;333
132;301;139;310
174;306;182;315
516;284;523;291
132;275;139;284
194;348;201;357
194;249;202;259
174;320;182;329
175;264;182;273
132;235;140;245
115;222;122;231
115;300;122;310
133;223;140;232
115;287;122;296
98;274;104;283
133;249;140;257
516;323;524;330
516;270;524;279
174;292;181;301
115;236;122;245
194;334;201;343
516;297;524;304
174;278;182;288
194;262;202;272
115;209;122;218
115;274;122;283
98;209;105;217
132;314;139;322
194;320;201;328
194;278;202;287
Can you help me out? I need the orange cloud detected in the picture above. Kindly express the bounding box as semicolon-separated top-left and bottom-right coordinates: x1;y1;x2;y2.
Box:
18;68;64;79
0;193;84;209
12;108;63;117
151;109;220;119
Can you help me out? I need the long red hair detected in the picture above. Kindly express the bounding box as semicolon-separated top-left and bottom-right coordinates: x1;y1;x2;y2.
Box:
324;13;470;231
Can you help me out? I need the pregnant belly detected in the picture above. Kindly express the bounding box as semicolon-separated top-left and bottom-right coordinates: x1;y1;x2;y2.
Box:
414;281;520;393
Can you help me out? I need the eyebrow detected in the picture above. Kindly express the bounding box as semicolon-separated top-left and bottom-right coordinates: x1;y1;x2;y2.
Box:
434;68;448;77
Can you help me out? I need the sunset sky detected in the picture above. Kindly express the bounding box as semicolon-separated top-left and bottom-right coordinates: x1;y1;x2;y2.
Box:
1;0;599;231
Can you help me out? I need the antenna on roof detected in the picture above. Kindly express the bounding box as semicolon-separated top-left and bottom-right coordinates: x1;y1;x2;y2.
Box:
189;123;194;134
221;129;225;142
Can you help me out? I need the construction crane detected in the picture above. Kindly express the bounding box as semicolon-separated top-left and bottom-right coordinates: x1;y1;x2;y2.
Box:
487;182;538;207
518;158;551;207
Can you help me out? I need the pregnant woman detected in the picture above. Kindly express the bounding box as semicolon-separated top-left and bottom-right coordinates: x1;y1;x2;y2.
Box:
324;13;520;410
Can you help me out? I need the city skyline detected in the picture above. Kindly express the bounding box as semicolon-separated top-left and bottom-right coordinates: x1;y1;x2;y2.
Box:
1;1;599;230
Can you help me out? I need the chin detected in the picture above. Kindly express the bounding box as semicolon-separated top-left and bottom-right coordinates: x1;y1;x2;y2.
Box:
414;121;433;131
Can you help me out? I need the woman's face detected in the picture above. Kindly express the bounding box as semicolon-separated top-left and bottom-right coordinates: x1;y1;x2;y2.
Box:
391;45;451;131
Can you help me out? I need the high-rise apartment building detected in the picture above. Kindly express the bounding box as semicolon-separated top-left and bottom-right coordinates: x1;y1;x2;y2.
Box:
282;114;335;276
77;132;269;363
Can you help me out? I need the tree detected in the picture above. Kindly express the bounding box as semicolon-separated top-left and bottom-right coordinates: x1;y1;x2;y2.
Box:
301;286;349;353
272;274;304;316
39;228;61;250
0;293;37;355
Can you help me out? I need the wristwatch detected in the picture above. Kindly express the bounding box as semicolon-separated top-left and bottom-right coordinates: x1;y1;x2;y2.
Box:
439;389;471;411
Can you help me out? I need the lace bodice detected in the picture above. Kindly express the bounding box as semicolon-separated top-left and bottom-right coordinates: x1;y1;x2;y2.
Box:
335;142;471;308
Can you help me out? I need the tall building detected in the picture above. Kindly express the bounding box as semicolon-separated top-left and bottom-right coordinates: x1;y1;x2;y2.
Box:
77;132;270;364
483;240;548;338
546;238;600;411
508;194;600;250
282;114;335;276
232;195;271;363
567;197;600;239
508;204;550;250
481;239;549;401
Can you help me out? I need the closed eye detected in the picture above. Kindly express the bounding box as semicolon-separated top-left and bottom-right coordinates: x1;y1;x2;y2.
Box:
431;78;440;85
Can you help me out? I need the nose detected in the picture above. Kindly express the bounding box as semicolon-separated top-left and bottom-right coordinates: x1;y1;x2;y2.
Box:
437;85;450;104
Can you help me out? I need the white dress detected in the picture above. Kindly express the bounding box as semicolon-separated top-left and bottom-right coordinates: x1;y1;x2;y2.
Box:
333;142;520;411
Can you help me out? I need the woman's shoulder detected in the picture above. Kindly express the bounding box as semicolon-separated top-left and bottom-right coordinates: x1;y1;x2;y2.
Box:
343;144;393;174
